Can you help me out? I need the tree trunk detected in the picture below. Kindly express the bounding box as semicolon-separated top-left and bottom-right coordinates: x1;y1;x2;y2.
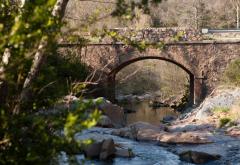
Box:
0;48;11;79
0;48;11;105
13;0;70;114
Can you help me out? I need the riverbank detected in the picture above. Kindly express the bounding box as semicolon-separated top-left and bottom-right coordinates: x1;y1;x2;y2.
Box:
111;86;240;164
57;86;240;164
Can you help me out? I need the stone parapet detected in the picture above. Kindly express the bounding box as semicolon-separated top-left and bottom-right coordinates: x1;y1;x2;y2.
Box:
110;27;203;43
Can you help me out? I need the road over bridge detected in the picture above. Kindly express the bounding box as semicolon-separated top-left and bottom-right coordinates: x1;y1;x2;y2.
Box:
59;28;240;105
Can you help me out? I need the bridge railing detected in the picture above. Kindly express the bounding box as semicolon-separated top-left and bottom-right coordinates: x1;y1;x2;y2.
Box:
202;29;240;41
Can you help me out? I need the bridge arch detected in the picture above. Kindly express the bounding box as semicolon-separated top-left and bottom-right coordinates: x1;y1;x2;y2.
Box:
107;56;195;105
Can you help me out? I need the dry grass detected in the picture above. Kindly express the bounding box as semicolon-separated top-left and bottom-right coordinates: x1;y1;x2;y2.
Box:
212;100;240;127
230;101;240;121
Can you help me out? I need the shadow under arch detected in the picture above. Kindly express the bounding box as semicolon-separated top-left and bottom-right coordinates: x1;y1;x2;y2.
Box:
107;56;195;105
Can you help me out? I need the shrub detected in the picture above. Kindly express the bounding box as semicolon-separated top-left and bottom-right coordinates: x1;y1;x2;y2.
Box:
0;1;97;164
219;117;231;128
223;59;240;86
0;99;101;164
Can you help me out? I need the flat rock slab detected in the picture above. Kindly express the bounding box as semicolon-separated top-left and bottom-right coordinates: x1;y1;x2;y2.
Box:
98;99;126;128
112;122;213;144
167;123;215;133
158;132;213;144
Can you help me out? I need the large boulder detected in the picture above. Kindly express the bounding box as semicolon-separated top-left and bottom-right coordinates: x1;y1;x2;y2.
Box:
99;139;116;160
167;123;215;132
227;126;240;137
160;132;212;144
115;148;134;158
83;138;117;160
98;98;126;128
179;151;221;164
83;141;103;159
129;122;163;141
97;115;114;128
112;122;165;141
112;127;135;139
161;115;177;123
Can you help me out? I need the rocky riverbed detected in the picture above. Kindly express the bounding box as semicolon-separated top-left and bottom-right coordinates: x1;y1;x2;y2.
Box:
58;86;240;164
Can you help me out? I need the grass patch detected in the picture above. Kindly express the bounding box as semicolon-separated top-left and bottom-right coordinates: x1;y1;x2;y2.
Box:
223;58;240;86
212;106;239;128
213;106;230;113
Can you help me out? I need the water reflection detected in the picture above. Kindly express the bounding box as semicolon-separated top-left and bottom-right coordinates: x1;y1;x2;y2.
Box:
121;101;178;125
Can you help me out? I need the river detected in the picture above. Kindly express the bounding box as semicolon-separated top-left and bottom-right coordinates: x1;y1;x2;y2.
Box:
120;100;179;126
57;99;186;165
58;127;191;165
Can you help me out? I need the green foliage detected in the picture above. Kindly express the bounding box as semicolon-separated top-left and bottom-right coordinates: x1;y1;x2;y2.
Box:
64;99;101;142
213;106;230;113
32;52;89;108
223;59;240;86
0;0;165;164
0;1;98;164
0;110;63;164
173;31;185;42
0;99;100;164
219;117;231;128
0;0;60;109
106;29;165;52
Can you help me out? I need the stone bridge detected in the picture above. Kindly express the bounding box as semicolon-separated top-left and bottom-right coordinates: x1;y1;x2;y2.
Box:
59;28;240;105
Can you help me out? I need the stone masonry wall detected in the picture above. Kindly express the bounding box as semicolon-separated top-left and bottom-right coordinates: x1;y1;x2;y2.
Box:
110;27;203;43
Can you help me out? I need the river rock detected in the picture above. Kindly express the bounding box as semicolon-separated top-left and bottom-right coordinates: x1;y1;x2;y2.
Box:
160;132;212;144
98;98;125;128
149;100;168;108
162;115;177;123
227;126;240;137
129;122;212;144
179;150;221;164
83;141;103;158
113;122;212;144
112;127;135;139
115;148;134;158
112;122;163;141
99;139;116;160
97;115;113;128
167;123;215;132
129;122;165;141
129;122;161;132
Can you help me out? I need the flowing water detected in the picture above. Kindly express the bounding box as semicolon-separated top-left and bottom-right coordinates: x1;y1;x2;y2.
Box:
58;128;191;165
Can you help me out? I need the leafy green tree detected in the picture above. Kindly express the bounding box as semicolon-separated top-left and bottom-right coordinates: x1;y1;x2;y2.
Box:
0;0;162;164
0;1;100;164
